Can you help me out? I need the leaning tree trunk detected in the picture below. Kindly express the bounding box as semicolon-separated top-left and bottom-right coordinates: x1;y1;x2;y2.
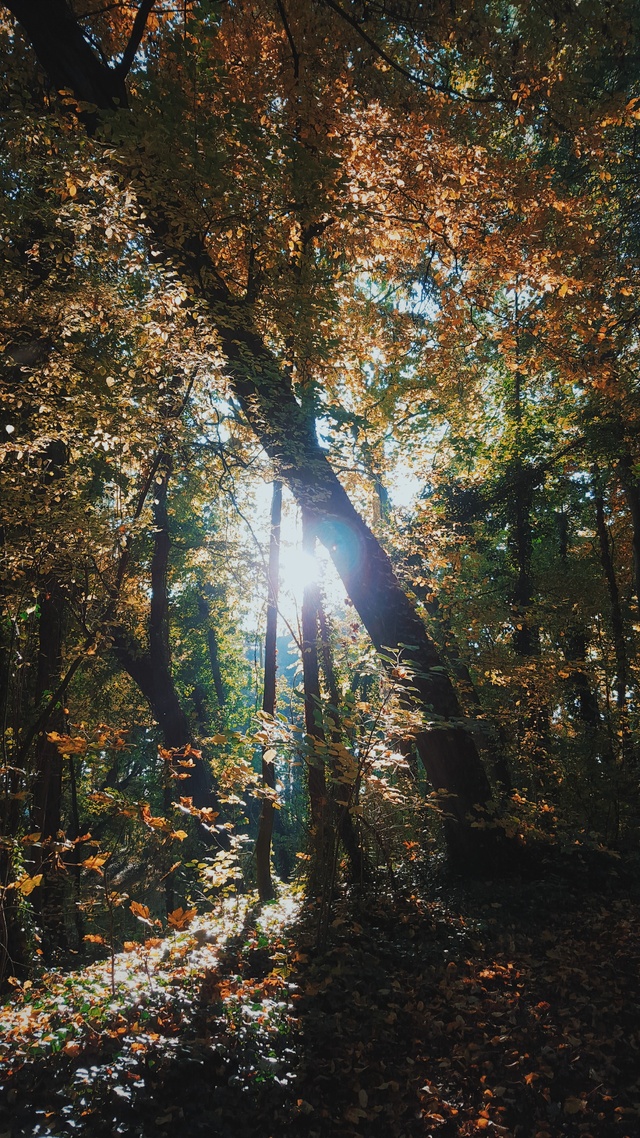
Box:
7;0;501;866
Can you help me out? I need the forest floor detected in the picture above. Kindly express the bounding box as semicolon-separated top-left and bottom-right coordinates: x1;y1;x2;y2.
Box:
1;848;640;1138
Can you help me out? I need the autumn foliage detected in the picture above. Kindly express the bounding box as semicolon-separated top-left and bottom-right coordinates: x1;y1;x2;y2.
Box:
1;0;640;1133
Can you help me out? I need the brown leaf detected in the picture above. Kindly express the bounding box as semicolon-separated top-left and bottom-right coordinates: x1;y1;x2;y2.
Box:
167;906;197;930
130;900;152;922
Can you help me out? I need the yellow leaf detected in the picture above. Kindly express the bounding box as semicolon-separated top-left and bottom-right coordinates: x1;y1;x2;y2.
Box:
82;854;108;873
17;873;43;896
558;283;569;298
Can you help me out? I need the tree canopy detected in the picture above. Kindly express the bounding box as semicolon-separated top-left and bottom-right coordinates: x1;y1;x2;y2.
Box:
1;0;640;1008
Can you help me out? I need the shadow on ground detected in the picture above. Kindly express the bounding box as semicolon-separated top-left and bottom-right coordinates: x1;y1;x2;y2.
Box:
2;853;640;1138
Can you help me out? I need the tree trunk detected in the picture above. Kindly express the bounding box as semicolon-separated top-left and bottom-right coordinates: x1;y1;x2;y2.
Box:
424;592;513;796
300;508;331;889
29;581;69;961
30;583;65;843
618;454;640;613
112;467;220;818
594;478;632;764
255;481;282;901
317;591;365;880
561;627;602;733
207;628;226;708
556;510;603;737
196;594;226;709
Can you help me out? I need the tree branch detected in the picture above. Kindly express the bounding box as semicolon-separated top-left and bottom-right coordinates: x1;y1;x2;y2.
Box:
275;0;300;80
115;0;157;79
321;0;496;102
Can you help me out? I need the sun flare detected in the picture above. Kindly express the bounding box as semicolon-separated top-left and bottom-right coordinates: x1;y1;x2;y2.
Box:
278;545;319;599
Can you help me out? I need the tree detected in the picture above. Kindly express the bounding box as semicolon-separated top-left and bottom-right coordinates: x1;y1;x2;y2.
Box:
2;0;510;864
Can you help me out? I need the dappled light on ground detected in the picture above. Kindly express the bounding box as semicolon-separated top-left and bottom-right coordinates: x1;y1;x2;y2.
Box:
2;865;639;1137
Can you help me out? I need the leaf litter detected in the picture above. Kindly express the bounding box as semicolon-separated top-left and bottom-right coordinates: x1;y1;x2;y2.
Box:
1;857;640;1138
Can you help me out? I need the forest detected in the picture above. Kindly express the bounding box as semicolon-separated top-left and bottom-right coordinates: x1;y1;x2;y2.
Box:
1;0;640;1135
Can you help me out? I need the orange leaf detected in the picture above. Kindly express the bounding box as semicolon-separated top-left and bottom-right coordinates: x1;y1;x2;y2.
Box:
130;900;152;923
167;906;197;930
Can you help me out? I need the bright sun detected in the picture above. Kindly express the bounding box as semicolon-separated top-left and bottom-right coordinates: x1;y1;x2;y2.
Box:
278;545;319;600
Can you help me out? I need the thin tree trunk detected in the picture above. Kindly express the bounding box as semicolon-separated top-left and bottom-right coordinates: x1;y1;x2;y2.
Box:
594;478;632;764
618;454;640;613
207;627;226;707
29;581;68;960
317;599;364;880
557;509;602;735
1;584;61;984
196;594;226;708
300;508;330;890
506;316;549;787
30;583;65;843
255;481;282;901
